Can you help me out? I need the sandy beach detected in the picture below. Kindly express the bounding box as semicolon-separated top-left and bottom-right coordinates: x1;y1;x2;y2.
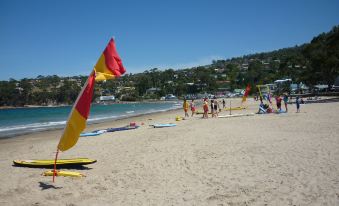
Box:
0;98;338;205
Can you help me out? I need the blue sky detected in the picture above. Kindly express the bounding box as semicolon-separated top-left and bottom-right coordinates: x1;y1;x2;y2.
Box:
0;0;338;80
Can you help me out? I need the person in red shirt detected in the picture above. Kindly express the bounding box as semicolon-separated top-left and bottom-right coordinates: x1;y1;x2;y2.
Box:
275;95;282;111
203;98;209;119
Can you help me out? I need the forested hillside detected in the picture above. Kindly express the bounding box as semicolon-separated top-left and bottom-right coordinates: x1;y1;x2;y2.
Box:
1;26;338;107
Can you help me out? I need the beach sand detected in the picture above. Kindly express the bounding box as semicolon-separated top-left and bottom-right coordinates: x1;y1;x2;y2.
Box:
0;98;338;205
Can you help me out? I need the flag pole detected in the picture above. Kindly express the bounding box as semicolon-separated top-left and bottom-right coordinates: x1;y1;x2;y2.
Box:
53;149;59;182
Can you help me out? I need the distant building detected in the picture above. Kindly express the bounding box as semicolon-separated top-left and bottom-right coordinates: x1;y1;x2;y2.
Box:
314;84;329;92
333;76;339;91
99;95;115;101
233;89;245;96
146;87;161;95
116;86;135;93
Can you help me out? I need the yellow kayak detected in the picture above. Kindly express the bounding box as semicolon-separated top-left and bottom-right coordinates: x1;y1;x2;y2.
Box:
43;170;85;177
13;158;96;168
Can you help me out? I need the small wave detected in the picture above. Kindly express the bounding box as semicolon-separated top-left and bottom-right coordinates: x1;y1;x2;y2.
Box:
0;121;67;132
87;116;118;122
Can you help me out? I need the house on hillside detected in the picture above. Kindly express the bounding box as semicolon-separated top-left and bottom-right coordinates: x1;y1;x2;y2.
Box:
99;95;115;101
314;84;329;92
333;76;339;91
233;89;245;96
146;87;161;95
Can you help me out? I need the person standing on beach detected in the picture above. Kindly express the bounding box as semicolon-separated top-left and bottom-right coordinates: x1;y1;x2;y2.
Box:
203;98;209;118
275;95;282;111
210;99;215;118
183;99;190;117
214;100;219;117
222;99;226;108
296;96;301;113
190;99;196;117
283;94;289;112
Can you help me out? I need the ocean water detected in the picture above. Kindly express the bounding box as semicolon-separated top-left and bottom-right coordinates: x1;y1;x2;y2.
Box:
0;102;182;138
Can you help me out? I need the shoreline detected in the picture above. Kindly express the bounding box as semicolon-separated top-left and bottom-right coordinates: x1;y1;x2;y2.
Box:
1;96;338;140
0;104;188;148
0;105;184;140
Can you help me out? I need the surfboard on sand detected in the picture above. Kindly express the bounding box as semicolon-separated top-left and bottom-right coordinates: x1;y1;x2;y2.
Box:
80;130;105;137
218;113;255;118
152;123;176;128
106;125;139;132
224;106;247;111
13;158;97;168
43;170;85;177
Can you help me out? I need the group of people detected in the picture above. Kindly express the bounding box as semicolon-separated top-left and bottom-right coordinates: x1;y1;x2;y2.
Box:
183;99;196;118
183;98;224;119
258;93;302;113
183;93;303;118
274;94;289;112
205;98;221;118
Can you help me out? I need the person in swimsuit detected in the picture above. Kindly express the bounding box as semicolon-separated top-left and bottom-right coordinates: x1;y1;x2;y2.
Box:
210;99;215;118
190;99;196;117
213;100;219;117
203;98;209;118
183;99;189;117
283;94;288;112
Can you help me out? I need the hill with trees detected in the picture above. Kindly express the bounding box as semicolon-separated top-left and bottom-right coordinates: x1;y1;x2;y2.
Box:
1;25;338;107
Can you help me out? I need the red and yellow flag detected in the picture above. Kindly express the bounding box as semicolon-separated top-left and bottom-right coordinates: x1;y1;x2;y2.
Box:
94;38;126;81
57;72;95;151
57;38;126;152
241;84;251;103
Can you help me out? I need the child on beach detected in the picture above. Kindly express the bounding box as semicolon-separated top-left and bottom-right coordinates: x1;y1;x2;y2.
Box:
275;95;282;111
190;100;196;117
283;94;288;112
183;99;190;117
296;96;301;113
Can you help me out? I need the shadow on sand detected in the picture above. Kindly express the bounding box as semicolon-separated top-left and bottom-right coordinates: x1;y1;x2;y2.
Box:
39;182;62;190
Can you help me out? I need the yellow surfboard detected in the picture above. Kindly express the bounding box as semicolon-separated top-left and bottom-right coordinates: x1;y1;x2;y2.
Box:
196;111;212;114
224;106;247;111
43;170;85;177
13;158;96;168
